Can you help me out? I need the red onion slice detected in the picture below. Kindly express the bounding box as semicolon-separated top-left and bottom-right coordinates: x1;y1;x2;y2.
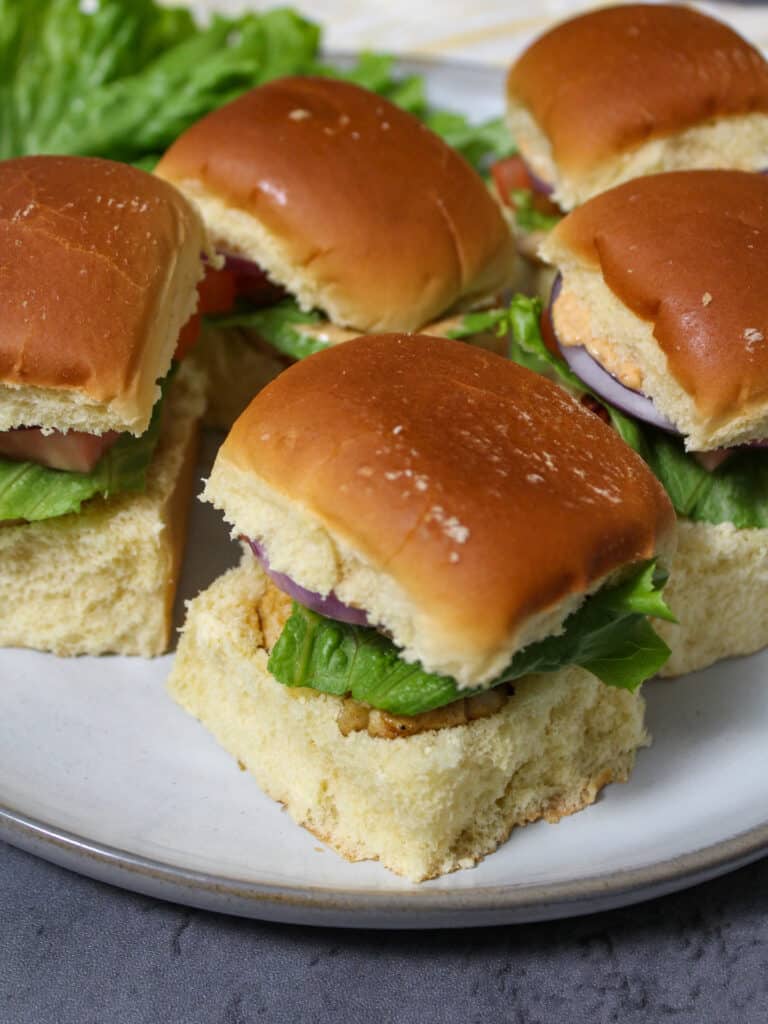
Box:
559;343;678;433
247;539;370;626
548;276;678;433
548;278;768;454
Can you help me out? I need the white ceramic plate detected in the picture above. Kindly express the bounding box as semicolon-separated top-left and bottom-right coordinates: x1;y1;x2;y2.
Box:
2;60;767;930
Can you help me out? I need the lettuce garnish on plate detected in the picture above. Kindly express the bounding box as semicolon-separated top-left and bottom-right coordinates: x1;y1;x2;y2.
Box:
0;1;319;164
0;0;512;174
268;561;673;716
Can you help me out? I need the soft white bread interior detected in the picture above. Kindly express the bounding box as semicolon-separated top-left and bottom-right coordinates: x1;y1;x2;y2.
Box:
0;363;205;656
507;4;768;211
508;101;768;214
656;519;768;677
155;77;516;332
204;335;675;686
0;156;208;435
168;558;649;882
541;171;768;451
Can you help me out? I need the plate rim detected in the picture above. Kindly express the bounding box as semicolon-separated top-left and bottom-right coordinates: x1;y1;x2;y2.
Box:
2;801;766;928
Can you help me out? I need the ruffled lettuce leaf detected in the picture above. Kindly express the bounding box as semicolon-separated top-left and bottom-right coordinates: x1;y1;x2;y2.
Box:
0;381;167;523
504;296;768;529
423;109;514;171
214;300;513;359
267;561;673;716
509;188;562;233
213;298;328;361
0;1;320;164
444;307;509;341
0;0;511;174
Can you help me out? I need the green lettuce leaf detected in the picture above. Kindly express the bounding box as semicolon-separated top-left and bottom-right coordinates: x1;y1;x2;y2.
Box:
444;307;509;341
214;300;513;361
267;561;673;716
423;110;514;171
0;1;511;174
0;0;320;163
0;380;167;523
504;295;768;529
312;52;426;112
212;298;327;361
510;188;562;233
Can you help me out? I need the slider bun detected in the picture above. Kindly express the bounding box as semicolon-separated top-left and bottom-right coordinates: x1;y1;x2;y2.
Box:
204;334;675;687
0;156;207;435
0;362;205;656
169;557;648;882
542;170;768;451
155;77;516;331
507;4;768;210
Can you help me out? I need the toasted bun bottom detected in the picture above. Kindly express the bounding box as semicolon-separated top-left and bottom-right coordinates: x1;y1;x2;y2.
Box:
508;100;768;212
0;363;205;656
656;519;768;677
541;252;768;451
204;459;622;687
168;559;648;882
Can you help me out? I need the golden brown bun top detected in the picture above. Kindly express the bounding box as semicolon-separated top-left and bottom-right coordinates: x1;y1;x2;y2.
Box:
551;170;768;421
155;77;514;328
222;335;674;652
0;155;203;403
508;4;768;174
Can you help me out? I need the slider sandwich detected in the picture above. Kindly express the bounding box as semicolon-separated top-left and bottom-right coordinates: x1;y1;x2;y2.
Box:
0;155;208;656
495;3;768;265
539;169;768;675
170;334;675;881
154;76;517;428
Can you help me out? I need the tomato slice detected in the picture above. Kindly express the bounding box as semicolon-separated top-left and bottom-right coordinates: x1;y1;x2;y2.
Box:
174;312;202;361
197;266;237;316
491;155;534;208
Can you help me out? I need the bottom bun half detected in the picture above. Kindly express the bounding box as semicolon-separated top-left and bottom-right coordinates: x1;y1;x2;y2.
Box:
169;557;649;882
656;519;768;677
0;362;205;657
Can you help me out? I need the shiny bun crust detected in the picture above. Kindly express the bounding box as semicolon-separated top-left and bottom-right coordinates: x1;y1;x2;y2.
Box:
542;170;768;451
0;156;207;435
204;334;675;686
155;77;516;331
507;4;768;210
